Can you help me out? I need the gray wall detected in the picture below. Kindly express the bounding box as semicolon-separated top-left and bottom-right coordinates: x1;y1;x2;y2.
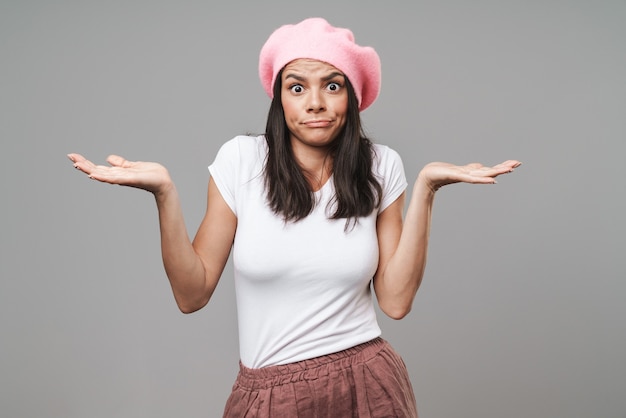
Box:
1;1;624;417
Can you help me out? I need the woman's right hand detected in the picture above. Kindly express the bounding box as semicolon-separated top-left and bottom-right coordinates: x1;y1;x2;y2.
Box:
67;153;173;196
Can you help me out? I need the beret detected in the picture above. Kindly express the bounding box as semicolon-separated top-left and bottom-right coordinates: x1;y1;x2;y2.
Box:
259;17;381;111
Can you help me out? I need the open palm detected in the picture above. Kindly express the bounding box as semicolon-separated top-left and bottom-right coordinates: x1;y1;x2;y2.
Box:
67;153;172;195
419;160;522;192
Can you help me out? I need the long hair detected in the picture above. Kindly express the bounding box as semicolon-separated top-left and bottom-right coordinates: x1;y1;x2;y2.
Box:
263;69;382;226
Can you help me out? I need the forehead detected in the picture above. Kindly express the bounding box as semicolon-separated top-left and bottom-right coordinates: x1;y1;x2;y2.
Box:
282;59;344;77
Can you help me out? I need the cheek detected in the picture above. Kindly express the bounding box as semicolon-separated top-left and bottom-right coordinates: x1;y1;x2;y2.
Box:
334;95;348;116
281;97;297;121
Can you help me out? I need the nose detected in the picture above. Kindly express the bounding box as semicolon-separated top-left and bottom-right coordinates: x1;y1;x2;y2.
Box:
307;89;326;112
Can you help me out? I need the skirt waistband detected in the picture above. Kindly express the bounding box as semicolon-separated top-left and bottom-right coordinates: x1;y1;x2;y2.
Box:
236;337;386;390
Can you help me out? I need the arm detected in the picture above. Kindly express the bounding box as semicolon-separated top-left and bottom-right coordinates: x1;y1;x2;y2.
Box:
67;153;236;313
157;177;236;313
373;160;521;320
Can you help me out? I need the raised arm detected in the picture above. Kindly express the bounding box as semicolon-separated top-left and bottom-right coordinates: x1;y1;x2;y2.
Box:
373;160;521;319
67;153;237;313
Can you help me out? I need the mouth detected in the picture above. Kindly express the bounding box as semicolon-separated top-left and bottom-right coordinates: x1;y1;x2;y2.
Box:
302;119;333;128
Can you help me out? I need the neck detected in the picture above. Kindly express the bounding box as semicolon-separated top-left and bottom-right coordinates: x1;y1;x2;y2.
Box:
291;142;333;191
303;157;332;192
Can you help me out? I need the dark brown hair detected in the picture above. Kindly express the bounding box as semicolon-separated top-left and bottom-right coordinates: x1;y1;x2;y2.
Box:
263;70;382;227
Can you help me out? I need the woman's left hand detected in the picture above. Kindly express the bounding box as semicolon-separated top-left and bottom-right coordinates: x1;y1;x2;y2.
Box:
418;160;521;192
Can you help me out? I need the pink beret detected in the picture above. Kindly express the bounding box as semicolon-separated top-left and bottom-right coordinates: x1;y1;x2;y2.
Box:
259;17;381;111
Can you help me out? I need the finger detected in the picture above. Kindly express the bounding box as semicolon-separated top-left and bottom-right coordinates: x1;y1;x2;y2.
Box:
68;153;95;168
87;165;133;184
106;154;133;168
67;153;85;163
493;160;522;171
452;173;498;185
68;153;99;175
87;169;115;183
467;174;498;184
476;161;521;177
463;168;508;182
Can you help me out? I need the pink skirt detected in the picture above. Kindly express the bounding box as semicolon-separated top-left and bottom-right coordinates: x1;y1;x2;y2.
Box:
223;337;418;417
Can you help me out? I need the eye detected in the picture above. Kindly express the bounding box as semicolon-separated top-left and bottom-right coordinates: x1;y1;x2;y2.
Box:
327;82;342;92
289;84;304;93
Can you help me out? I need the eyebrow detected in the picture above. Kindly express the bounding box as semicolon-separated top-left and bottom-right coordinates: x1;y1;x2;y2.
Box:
284;72;345;82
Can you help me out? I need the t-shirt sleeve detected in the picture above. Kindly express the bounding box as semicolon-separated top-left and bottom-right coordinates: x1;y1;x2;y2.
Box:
378;146;408;213
208;137;240;215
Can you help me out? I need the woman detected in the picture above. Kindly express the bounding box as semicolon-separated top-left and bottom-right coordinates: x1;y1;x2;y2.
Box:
68;17;520;418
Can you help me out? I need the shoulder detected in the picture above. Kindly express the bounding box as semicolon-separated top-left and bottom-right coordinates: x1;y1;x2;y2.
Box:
371;143;404;174
209;135;267;207
213;135;267;168
371;143;407;212
218;134;266;156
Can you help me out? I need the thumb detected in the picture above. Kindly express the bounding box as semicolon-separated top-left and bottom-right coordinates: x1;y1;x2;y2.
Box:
106;155;132;168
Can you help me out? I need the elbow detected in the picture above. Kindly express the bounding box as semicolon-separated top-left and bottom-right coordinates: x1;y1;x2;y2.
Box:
379;300;412;320
178;304;202;314
383;305;412;320
374;272;422;321
376;287;416;320
175;295;210;314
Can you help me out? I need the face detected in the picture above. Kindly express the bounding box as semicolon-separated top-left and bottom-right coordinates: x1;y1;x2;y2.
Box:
280;59;348;154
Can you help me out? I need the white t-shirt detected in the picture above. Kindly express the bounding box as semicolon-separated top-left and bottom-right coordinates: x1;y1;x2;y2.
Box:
209;135;407;368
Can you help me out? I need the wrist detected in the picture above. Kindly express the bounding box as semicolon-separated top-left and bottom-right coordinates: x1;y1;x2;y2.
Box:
413;174;437;202
416;169;439;195
153;178;177;203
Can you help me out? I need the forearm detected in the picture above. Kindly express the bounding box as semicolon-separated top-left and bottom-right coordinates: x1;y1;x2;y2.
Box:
154;183;210;312
68;153;231;313
376;175;435;319
374;158;521;319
